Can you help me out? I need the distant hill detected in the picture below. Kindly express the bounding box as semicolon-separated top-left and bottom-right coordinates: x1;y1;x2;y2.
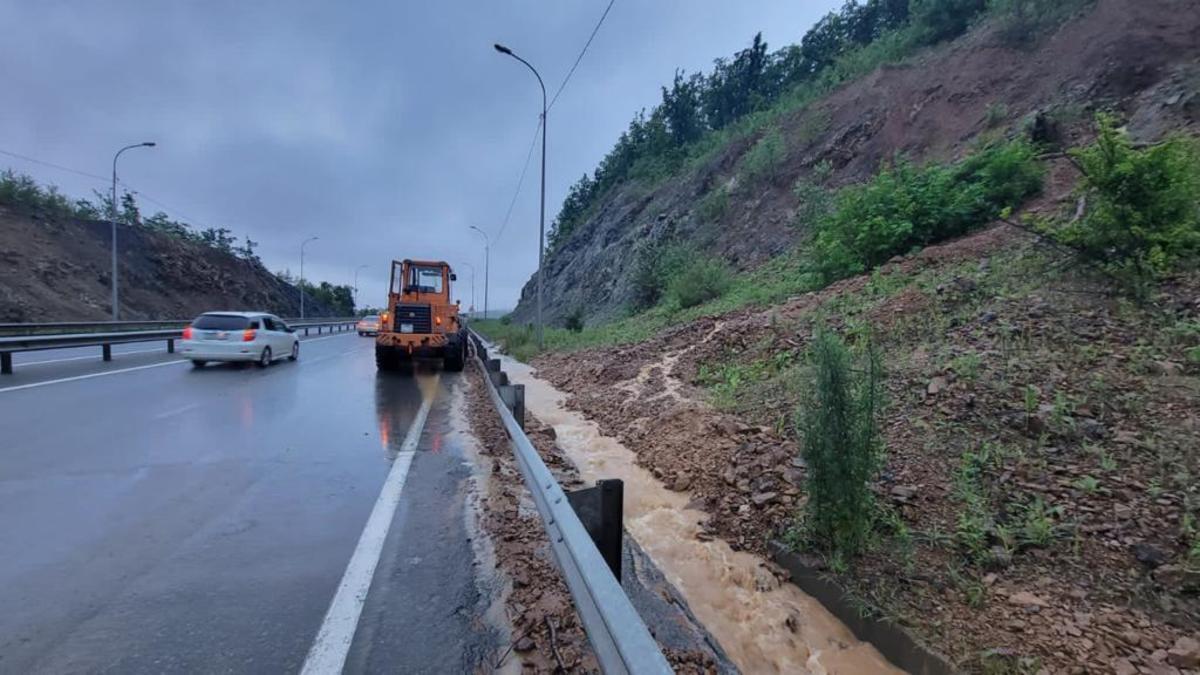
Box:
0;204;338;322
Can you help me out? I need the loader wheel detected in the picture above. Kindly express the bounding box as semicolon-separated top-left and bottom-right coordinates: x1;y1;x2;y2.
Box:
443;342;464;372
375;345;399;371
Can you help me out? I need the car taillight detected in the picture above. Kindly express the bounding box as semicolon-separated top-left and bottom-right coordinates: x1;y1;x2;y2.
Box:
182;326;193;340
242;329;257;342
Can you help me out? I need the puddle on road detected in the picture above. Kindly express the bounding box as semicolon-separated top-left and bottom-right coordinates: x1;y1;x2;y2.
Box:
496;354;904;675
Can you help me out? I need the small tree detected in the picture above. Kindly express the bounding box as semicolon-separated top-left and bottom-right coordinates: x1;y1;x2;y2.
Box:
795;328;884;559
1056;114;1200;284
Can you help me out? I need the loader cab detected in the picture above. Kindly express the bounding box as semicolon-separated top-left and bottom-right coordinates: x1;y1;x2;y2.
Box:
396;261;454;300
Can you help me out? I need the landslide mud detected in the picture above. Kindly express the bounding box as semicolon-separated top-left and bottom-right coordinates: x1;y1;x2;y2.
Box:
494;351;903;675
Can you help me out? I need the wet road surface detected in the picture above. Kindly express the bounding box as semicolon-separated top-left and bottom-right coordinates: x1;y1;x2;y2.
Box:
0;332;499;673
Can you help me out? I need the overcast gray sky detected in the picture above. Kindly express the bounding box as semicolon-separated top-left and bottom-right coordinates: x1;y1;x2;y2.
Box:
1;1;839;311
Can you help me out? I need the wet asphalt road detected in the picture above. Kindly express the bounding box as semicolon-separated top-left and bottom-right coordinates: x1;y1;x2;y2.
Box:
0;332;498;673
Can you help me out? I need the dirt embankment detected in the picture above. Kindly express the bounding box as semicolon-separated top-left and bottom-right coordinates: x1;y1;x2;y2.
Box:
530;223;1200;673
510;0;1200;326
0;206;335;321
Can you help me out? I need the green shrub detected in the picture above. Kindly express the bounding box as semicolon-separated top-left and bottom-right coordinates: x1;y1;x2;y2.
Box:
564;307;585;332
667;258;732;309
1055;114;1200;282
631;242;730;311
811;140;1043;281
696;186;729;223
910;0;987;45
989;0;1096;48
739;129;786;185
795;329;884;559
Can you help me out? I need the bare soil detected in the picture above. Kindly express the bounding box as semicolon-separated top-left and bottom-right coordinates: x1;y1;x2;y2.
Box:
0;206;333;321
530;224;1200;673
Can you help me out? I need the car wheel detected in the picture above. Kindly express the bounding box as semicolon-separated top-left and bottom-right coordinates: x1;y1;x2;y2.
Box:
289;342;299;361
257;347;272;368
191;360;207;369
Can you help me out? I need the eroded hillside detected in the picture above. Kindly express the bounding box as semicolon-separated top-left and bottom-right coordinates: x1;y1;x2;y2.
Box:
0;205;336;321
510;0;1200;325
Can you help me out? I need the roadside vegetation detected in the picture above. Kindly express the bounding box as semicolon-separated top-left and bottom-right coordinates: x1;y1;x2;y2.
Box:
545;0;1095;251
792;329;885;563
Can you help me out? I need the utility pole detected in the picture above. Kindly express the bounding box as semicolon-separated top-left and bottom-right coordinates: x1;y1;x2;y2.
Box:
469;226;490;319
300;236;318;319
354;264;368;313
460;261;476;315
494;43;546;347
110;141;155;320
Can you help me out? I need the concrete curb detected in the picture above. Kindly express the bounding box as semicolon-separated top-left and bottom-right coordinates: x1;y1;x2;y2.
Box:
768;541;960;675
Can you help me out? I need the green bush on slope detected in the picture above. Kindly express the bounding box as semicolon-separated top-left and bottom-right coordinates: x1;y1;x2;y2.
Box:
1055;114;1200;283
810;140;1044;281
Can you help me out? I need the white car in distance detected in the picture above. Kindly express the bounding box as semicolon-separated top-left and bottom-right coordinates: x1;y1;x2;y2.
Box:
181;312;299;368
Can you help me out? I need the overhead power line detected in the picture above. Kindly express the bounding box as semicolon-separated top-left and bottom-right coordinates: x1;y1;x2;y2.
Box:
548;0;616;111
0;148;110;183
494;0;615;243
496;119;542;241
1;146;227;235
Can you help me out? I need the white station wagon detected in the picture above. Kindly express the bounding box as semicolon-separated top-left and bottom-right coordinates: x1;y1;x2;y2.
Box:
181;312;300;368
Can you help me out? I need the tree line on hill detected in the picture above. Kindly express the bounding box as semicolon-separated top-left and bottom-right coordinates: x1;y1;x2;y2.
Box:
0;169;357;315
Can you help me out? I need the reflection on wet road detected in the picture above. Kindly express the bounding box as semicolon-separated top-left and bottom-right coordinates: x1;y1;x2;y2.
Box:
0;334;499;673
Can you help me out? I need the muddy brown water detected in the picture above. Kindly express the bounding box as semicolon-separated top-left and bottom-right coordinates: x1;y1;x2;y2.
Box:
495;353;905;675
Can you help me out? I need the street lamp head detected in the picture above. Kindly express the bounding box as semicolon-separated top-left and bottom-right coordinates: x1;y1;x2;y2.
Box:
142;142;156;147
493;43;512;55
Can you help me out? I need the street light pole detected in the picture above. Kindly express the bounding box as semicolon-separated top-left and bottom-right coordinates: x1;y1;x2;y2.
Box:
353;264;368;312
300;236;318;319
110;141;156;320
460;261;476;315
494;43;546;348
469;226;490;320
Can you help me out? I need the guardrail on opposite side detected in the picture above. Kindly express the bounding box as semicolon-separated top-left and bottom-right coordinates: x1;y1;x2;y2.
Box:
467;330;672;675
0;318;359;374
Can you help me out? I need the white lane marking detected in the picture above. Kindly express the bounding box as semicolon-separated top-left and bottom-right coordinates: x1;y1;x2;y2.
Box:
303;347;370;366
152;402;201;420
302;333;359;344
0;332;364;394
18;347;162;367
0;359;190;394
300;378;438;675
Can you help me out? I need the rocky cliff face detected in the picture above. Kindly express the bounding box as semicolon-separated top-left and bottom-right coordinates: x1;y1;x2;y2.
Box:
0;206;335;322
508;0;1200;326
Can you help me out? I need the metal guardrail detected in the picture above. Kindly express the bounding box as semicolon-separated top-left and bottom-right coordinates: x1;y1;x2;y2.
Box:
0;318;359;374
468;330;672;675
0;317;359;337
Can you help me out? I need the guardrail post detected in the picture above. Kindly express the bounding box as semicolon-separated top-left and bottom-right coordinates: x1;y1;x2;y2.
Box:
566;479;625;582
167;338;175;354
498;384;526;430
102;344;112;362
1;353;11;375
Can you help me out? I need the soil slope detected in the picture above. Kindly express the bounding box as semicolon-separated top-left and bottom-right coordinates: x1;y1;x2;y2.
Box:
0;206;335;321
530;220;1200;672
510;0;1200;326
